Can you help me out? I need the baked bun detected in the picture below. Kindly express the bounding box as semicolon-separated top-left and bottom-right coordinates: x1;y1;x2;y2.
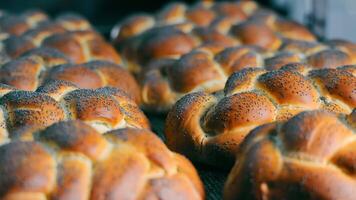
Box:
165;66;355;168
224;110;355;200
0;80;149;142
0;47;140;103
0;120;204;200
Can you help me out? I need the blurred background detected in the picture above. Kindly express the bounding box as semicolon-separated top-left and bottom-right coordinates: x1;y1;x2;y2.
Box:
1;0;355;42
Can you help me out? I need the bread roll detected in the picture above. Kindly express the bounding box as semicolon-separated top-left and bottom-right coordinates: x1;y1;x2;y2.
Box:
0;120;204;200
224;110;355;200
165;65;355;168
0;80;149;143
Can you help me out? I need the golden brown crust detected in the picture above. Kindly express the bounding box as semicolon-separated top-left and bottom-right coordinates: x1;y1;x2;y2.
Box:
231;21;282;51
42;31;117;64
0;90;66;133
224;110;356;200
0;57;43;90
264;52;301;70
309;67;356;108
0;11;119;67
165;67;355;168
273;19;317;42
258;70;319;108
0;80;149;139
112;1;355;113
327;39;356;62
212;2;248;23
193;27;237;47
0;121;204;200
156;2;187;24
138;42;356;113
135;27;196;64
111;14;155;43
1;35;36;58
307;49;353;68
167;51;225;93
279;40;327;56
55;13;91;31
0;49;140;103
186;6;216;26
215;46;264;73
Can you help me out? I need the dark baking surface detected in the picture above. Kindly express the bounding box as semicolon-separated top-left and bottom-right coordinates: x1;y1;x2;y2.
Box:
148;113;228;200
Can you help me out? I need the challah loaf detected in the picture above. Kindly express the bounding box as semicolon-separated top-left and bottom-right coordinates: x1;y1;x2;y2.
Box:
140;42;355;112
0;80;149;144
0;120;204;200
112;1;318;74
0;47;140;103
111;1;355;113
165;65;355;168
224;110;355;200
0;10;48;37
0;10;121;64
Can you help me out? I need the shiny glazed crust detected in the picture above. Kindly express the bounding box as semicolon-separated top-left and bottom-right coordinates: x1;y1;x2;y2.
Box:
0;47;140;103
165;65;356;168
0;80;149;144
0;121;204;200
224;110;355;200
111;1;356;113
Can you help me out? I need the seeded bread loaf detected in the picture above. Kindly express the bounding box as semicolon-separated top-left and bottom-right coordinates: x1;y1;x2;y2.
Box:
0;47;140;103
224;110;355;200
111;1;355;113
0;120;204;200
165;65;355;168
0;80;149;144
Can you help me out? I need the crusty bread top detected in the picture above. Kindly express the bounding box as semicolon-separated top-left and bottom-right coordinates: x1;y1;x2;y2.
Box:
0;80;149;144
0;120;204;200
224;110;355;200
165;65;355;167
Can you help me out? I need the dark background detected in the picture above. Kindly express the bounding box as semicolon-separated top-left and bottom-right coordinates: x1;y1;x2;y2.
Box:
0;0;277;36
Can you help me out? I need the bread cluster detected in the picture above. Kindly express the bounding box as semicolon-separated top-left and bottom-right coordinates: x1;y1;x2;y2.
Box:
0;1;355;199
0;47;141;102
0;80;149;144
0;10;119;62
0;120;204;200
0;10;142;102
112;1;356;113
165;65;355;168
224;110;355;200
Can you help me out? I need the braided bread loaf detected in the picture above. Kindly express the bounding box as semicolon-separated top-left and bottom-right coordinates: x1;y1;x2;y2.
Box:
112;1;317;73
0;120;204;200
0;80;149;144
111;0;355;112
0;10;121;64
0;47;140;103
140;40;355;112
165;65;355;168
224;110;355;200
0;10;49;37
